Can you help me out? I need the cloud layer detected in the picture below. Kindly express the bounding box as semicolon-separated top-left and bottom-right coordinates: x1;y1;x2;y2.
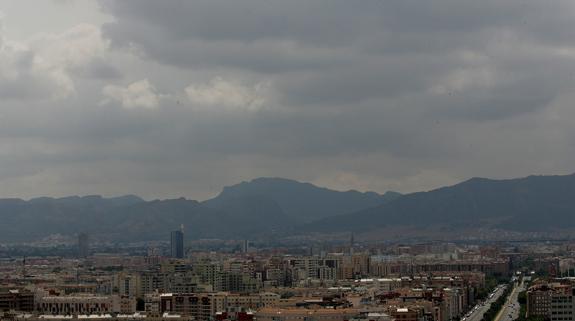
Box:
0;1;574;199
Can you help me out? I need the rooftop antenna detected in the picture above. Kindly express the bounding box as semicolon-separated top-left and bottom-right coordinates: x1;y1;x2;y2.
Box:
22;256;26;278
350;232;355;256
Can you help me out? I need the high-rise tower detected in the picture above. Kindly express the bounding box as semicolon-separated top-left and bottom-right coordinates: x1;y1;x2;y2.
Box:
78;233;90;258
349;232;354;256
170;225;184;258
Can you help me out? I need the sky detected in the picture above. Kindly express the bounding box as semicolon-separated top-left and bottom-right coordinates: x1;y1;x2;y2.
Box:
0;0;574;200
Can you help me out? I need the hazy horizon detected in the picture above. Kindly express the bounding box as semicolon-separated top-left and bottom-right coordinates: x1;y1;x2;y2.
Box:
1;171;573;203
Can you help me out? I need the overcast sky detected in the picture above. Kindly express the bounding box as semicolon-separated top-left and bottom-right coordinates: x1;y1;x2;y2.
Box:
0;0;574;200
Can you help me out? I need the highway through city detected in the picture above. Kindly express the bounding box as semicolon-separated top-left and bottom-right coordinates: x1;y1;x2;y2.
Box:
464;284;508;321
494;280;525;321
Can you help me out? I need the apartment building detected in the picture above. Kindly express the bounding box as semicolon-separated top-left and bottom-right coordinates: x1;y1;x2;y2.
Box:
0;289;34;312
155;292;280;320
37;294;136;315
527;282;575;321
255;307;360;321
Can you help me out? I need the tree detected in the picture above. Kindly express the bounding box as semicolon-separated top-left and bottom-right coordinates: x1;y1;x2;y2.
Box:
136;298;145;311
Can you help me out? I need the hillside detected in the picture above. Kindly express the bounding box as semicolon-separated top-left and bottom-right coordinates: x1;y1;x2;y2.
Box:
5;174;575;242
203;177;401;222
305;174;575;232
0;178;399;242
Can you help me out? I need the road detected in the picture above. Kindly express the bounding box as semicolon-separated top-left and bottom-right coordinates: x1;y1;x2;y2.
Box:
465;284;508;321
494;280;525;321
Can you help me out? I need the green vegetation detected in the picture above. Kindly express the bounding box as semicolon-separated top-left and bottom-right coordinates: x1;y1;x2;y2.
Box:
280;291;295;299
99;266;124;272
521;258;550;278
136;298;145;311
514;290;544;321
477;276;500;301
481;283;513;321
517;290;526;305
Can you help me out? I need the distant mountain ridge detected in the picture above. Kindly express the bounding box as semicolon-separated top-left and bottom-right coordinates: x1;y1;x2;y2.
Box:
28;194;144;207
0;178;400;242
0;195;146;241
203;177;401;222
304;173;575;233
4;173;574;243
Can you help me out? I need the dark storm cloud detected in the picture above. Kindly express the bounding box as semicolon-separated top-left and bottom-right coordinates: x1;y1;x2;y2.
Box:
69;0;575;195
99;0;575;115
1;0;575;199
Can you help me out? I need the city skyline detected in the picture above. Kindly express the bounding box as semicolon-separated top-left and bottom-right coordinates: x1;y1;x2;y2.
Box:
0;1;572;320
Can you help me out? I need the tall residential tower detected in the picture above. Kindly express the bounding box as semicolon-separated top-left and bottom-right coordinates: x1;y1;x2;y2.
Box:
170;225;184;258
78;233;89;258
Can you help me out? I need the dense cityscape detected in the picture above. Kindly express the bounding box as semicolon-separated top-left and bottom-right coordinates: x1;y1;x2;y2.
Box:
0;228;573;321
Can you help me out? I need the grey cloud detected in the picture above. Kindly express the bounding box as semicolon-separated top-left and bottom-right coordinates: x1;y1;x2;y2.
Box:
75;58;123;79
99;0;378;45
99;0;575;114
90;0;575;198
1;0;575;200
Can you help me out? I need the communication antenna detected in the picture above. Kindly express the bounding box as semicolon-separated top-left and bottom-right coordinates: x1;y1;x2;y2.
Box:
22;256;26;278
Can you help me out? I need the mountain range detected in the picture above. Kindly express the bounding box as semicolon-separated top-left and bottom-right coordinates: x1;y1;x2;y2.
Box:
0;177;399;242
203;177;401;223
2;173;575;243
305;173;575;233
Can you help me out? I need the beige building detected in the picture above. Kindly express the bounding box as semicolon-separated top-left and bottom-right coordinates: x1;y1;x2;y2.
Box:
255;307;360;321
156;292;280;320
528;282;574;321
38;294;136;315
